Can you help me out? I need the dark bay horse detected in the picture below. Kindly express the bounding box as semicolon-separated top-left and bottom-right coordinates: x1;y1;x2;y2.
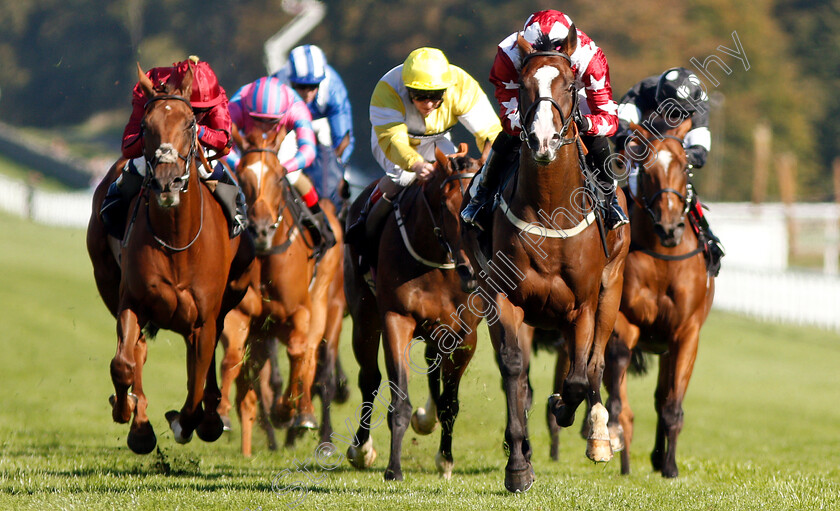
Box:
343;144;487;481
86;64;253;453
461;31;629;492
217;124;344;456
603;120;715;477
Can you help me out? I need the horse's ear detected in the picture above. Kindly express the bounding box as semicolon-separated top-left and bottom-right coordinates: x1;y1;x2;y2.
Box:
480;138;492;165
270;126;288;152
516;34;534;57
560;23;578;56
674;117;693;139
178;62;194;100
457;143;469;157
628;122;649;139
231;123;247;151
434;147;449;170
136;63;155;98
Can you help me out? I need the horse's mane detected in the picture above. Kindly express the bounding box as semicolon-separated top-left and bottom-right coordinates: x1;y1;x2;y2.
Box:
532;32;559;52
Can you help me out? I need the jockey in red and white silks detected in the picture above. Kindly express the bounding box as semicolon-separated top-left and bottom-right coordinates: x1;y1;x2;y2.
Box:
490;9;619;138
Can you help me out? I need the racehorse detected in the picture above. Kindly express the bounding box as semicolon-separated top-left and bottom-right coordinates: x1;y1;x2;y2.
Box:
85;64;253;454
216;124;344;456
343;144;487;481
602;120;715;477
460;31;629;492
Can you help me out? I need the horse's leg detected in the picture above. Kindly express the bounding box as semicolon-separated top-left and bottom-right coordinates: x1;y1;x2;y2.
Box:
218;309;249;432
256;355;279;451
167;323;217;444
346;309;381;469
111;308;142;426
548;342;569;461
381;311;415;482
197;347;225;442
582;262;626;463
490;295;533;493
435;329;477;480
276;307;318;430
315;283;347;445
551;305;595;428
235;355;258;457
126;334;156;454
655;323;700;478
606;312;640;474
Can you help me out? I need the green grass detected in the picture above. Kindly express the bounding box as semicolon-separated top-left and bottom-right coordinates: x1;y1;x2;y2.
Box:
1;210;839;510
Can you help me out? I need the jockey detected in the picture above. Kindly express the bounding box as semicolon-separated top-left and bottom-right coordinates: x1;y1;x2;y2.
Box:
101;56;246;239
613;67;725;275
226;75;336;251
272;44;354;208
461;9;629;232
344;47;502;244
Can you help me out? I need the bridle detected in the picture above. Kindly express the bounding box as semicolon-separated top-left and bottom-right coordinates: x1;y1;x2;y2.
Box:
518;51;580;155
141;94;198;194
394;164;475;269
238;146;308;255
628;134;692;225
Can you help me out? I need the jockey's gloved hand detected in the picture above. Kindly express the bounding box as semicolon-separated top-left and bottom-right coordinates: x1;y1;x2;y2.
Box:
574;112;591;134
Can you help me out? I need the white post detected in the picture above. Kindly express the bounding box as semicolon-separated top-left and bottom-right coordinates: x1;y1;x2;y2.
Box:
825;209;840;276
263;0;327;76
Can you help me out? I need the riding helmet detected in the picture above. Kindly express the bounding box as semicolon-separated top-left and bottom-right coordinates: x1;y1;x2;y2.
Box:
402;48;453;91
288;45;328;85
655;67;708;113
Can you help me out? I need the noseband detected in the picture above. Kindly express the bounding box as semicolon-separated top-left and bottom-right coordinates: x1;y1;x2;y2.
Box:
142;94;197;193
518;51;579;154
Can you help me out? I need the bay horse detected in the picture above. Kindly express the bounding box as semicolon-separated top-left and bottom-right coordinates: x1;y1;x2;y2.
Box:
216;124;344;456
602;120;715;477
343;144;487;481
460;31;629;492
85;64;253;453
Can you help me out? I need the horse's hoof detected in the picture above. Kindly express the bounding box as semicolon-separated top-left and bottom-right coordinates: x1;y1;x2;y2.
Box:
347;437;376;469
165;410;193;444
196;414;225;442
221;415;233;432
383;467;403;481
126;422;156;455
270;402;294;429
504;464;535;493
435;451;454;480
292;413;318;431
410;408;438;435
548;394;574;428
609;424;625;453
662;464;679;478
586;439;613;463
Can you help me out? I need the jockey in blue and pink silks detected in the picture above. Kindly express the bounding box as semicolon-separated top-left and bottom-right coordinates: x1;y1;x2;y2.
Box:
226;75;335;249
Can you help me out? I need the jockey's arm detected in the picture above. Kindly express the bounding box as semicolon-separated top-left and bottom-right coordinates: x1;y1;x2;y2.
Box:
280;102;317;173
196;98;233;157
324;73;355;164
449;65;503;154
577;50;619;137
371;79;425;171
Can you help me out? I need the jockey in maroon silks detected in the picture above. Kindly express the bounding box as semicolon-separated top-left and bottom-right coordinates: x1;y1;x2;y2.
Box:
101;56;246;239
462;9;629;232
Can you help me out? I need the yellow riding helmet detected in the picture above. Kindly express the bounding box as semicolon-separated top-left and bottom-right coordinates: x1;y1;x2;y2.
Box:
401;48;453;91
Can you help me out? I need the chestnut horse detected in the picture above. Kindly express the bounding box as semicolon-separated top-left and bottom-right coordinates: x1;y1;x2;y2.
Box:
461;31;629;492
85;64;253;453
216;125;344;456
602;120;715;477
343;144;487;481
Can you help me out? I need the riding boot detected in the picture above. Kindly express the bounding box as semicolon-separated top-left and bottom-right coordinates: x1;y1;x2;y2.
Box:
461;131;519;231
100;159;144;239
302;202;336;257
587;135;628;230
208;164;247;238
687;185;725;276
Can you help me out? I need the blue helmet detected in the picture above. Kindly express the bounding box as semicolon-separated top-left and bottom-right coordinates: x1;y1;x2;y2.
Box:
288;45;327;85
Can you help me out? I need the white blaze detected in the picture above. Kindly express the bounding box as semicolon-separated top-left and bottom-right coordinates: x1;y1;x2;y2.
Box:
656;149;673;176
531;66;561;146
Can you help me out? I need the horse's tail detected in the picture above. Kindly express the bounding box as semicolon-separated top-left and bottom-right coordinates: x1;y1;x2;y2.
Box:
143;323;160;340
628;348;650;376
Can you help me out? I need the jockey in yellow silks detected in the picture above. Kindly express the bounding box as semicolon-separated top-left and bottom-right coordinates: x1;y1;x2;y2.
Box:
345;47;501;244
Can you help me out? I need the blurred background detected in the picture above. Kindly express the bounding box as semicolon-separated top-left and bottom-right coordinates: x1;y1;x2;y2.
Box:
0;0;837;329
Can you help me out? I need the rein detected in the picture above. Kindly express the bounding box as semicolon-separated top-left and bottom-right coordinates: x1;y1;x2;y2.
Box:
394;170;475;269
139;93;205;251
